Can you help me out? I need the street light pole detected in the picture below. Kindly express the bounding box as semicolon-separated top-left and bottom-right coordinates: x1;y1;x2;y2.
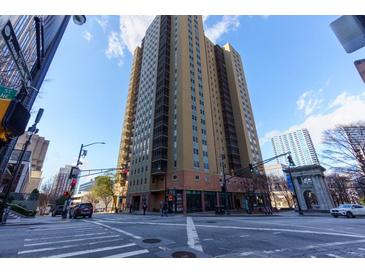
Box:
62;141;105;219
287;164;303;215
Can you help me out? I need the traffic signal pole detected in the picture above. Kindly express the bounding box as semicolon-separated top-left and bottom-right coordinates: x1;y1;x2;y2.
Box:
0;108;43;224
223;152;304;216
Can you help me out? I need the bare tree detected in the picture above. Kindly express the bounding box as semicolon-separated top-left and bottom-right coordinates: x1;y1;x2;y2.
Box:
325;173;353;206
38;179;53;215
322;122;365;198
322;122;365;177
82;191;99;210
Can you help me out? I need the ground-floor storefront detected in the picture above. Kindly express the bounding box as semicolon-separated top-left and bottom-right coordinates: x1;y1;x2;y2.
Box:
127;189;272;214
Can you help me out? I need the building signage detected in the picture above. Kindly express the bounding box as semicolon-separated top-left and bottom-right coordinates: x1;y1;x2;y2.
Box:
0;85;17;99
1;20;32;86
286;174;295;193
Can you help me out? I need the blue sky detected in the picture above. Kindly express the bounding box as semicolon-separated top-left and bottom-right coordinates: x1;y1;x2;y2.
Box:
34;16;365;185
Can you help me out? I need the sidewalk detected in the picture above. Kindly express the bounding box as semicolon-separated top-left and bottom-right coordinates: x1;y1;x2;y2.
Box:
120;210;277;217
276;210;331;218
120;210;331;218
1;215;69;227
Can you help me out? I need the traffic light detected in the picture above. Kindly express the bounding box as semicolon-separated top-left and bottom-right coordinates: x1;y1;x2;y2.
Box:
69;166;80;179
287;155;295;167
2;100;30;137
63;191;70;197
70;178;77;191
249;163;254;173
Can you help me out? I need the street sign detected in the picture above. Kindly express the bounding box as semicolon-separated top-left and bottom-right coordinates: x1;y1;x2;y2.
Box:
0;85;17;100
1;20;32;85
330;16;365;53
354;59;365;84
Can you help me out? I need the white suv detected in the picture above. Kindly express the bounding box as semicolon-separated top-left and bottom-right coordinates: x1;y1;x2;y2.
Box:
330;204;365;218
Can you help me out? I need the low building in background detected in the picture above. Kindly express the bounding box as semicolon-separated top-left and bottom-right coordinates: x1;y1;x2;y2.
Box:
265;163;294;209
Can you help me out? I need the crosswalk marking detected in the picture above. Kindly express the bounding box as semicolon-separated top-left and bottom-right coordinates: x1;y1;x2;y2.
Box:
44;243;137;258
358;248;365;251
104;249;149;258
24;232;108;242
18;238;122;255
24;235;119;247
83;220;142;240
28;226;95;232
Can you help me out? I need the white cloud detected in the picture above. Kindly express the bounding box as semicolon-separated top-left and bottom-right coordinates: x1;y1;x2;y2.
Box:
259;130;282;146
105;31;125;59
95;16;109;32
105;16;241;66
119;15;155;54
82;30;93;42
296;89;323;116
202;15;210;23
104;16;154;65
262;91;365;148
204;16;240;43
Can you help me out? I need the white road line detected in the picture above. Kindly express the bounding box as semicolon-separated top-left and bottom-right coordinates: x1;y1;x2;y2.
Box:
44;243;137;258
97;220;365;239
28;226;95;232
186;217;203;252
310;256;317;258
303;239;365;250
24;232;108;241
240;251;254;256
195;224;365;239
99;220;185;227
104;249;149;258
327;253;342;258
24;235;119;247
83;220;142;240
18;238;122;255
358;248;365;251
240;235;249;238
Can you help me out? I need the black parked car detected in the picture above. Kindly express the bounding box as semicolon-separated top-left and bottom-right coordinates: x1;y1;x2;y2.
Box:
69;203;93;219
51;205;64;217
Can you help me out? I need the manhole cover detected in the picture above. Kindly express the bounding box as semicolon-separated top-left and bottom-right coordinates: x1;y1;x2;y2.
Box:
172;251;197;258
143;238;161;244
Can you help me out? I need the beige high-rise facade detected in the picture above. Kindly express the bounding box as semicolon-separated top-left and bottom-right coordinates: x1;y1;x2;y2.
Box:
14;133;49;193
117;16;264;213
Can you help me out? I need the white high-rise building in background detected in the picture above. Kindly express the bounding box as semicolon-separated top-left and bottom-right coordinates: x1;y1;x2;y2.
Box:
271;128;319;167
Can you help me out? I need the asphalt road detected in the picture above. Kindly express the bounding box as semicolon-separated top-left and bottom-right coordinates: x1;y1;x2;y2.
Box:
1;213;365;258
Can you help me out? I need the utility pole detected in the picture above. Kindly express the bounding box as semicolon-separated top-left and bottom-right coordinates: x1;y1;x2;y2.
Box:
287;155;303;215
62;141;105;219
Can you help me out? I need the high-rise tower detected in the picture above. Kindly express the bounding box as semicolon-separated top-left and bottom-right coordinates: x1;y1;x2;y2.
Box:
117;16;263;213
